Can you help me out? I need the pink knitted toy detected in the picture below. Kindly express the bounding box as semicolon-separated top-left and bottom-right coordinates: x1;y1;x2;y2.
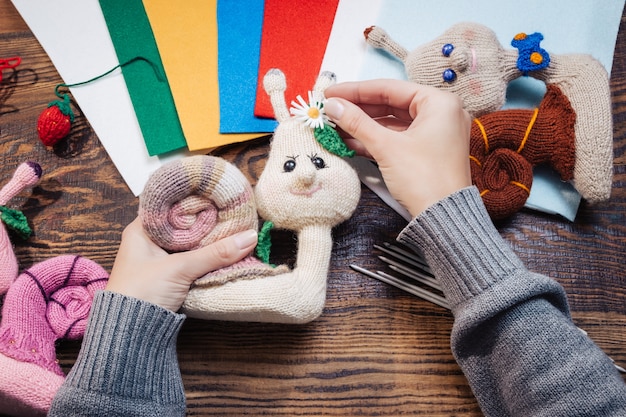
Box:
139;154;289;285
0;255;108;416
0;161;42;295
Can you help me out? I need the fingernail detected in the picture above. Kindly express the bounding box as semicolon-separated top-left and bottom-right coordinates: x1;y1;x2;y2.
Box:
234;229;258;249
324;98;344;120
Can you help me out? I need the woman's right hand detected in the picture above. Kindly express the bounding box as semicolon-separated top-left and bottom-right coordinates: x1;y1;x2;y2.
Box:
105;218;258;312
324;80;472;217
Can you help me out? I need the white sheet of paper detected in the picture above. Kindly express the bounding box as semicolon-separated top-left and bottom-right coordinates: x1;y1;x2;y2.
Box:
320;0;383;80
322;0;623;221
11;0;191;196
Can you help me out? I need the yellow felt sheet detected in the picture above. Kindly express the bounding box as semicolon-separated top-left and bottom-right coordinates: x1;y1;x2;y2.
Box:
143;0;262;151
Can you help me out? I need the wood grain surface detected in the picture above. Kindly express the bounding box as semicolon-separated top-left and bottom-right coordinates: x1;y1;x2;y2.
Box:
0;2;624;415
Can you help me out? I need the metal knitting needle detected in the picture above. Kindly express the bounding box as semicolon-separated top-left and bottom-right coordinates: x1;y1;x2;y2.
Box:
383;242;432;271
375;242;433;274
374;243;430;270
378;256;442;291
377;270;450;309
375;242;441;290
612;360;626;373
350;264;450;309
351;262;626;374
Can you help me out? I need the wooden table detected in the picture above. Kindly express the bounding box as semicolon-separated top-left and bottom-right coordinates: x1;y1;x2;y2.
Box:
1;2;624;415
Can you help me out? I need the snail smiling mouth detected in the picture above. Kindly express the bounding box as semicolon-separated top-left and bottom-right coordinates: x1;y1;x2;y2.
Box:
290;184;322;197
470;47;477;73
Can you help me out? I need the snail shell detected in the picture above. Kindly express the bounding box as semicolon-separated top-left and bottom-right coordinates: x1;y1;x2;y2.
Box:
139;155;287;286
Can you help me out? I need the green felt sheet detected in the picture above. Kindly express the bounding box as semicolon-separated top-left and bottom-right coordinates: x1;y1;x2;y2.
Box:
99;0;187;156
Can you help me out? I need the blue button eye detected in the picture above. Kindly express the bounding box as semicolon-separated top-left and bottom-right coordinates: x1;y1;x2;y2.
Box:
442;43;454;57
442;68;456;83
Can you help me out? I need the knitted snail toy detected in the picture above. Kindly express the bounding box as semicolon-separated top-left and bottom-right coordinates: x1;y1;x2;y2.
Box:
364;22;612;216
0;256;108;416
139;69;360;324
0;164;108;416
469;84;576;219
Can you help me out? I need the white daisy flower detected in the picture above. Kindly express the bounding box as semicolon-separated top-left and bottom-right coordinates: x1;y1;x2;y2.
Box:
290;91;335;129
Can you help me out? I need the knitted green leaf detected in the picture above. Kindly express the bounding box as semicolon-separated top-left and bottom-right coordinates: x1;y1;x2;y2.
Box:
0;205;32;240
314;126;355;158
48;93;75;122
255;220;274;264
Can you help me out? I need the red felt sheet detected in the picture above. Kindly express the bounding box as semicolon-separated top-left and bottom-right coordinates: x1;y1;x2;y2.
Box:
254;0;339;119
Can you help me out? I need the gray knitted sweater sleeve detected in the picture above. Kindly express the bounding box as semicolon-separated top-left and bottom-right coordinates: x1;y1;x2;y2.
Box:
48;290;187;417
398;186;626;416
47;187;626;417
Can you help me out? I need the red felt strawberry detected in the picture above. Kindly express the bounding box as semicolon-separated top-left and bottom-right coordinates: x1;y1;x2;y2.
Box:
37;93;74;147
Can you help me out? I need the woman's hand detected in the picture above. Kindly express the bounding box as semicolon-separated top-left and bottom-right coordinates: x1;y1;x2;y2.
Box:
105;218;258;312
324;80;472;217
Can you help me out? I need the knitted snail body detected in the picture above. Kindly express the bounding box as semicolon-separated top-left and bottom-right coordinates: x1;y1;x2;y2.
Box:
0;255;108;416
364;22;613;209
139;69;360;323
532;54;612;204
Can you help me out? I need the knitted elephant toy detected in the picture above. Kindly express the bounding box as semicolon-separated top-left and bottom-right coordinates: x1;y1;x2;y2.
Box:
364;22;612;216
139;69;361;324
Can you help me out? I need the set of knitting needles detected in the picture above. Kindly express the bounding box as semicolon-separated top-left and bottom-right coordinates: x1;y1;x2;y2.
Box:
350;242;626;374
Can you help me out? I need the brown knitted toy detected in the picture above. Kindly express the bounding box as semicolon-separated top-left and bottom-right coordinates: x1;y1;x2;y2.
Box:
471;84;576;219
364;22;613;209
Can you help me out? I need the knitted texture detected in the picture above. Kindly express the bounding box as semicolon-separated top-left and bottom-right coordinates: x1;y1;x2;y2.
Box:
534;53;613;203
0;162;42;295
314;126;356;158
365;23;517;118
178;70;360;323
37;95;74;147
255;220;274;264
511;32;550;73
397;187;626;415
140;155;257;252
364;26;408;61
470;85;576;219
364;22;613;205
0;206;31;240
139;154;287;286
255;69;360;231
0;255;108;416
49;291;187;416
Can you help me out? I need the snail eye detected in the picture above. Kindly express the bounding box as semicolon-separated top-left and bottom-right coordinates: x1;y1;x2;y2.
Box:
442;68;457;83
311;156;326;170
442;43;454;57
283;159;296;172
